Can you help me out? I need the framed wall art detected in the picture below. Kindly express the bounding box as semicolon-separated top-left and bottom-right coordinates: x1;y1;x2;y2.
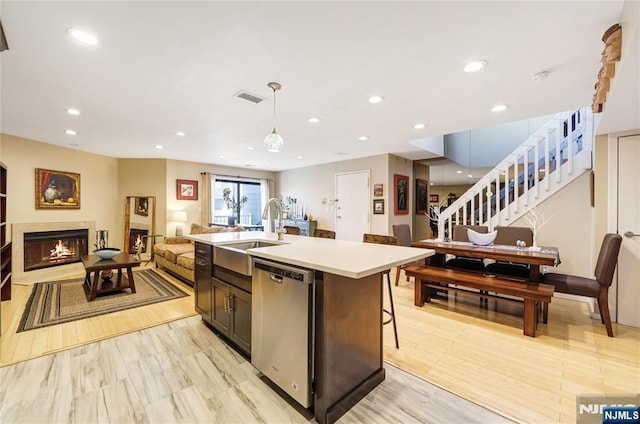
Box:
429;194;439;203
373;183;383;197
134;197;149;216
416;179;428;214
177;179;198;200
35;168;80;209
373;199;384;215
393;174;409;215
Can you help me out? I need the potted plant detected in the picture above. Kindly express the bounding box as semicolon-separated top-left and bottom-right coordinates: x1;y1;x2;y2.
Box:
222;187;248;226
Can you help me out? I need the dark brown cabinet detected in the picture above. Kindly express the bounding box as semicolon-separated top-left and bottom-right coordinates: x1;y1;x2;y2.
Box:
194;242;212;321
195;240;251;356
211;277;251;355
1;161;10;303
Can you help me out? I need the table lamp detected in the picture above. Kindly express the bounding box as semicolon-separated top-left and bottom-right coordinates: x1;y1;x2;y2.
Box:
171;211;188;236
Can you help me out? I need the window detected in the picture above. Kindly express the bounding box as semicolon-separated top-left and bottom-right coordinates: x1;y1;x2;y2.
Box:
212;179;262;226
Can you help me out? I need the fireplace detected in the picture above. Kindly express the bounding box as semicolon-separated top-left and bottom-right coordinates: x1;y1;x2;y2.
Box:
23;229;89;271
128;228;149;254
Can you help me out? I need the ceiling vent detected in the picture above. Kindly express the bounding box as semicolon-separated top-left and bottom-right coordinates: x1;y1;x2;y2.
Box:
234;90;265;104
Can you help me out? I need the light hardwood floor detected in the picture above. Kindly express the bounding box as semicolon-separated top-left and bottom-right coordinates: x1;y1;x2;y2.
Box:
384;272;640;423
1;265;197;366
1;267;639;423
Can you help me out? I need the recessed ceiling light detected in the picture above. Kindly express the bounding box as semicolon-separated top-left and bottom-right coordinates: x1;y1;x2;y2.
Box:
467;174;473;178
414;123;426;129
464;60;487;73
69;143;80;147
65;129;76;135
247;146;254;150
491;104;508;112
219;155;225;159
368;95;383;104
176;131;185;137
308;117;320;123
430;182;434;186
456;170;462;174
358;136;369;141
155;145;163;149
68;28;98;45
296;156;303;160
67;108;80;116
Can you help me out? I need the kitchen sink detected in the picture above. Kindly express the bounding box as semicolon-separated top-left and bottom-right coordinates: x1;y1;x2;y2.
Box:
214;240;285;276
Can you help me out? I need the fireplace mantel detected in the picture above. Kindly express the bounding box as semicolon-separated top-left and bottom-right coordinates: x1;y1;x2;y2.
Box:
12;221;96;284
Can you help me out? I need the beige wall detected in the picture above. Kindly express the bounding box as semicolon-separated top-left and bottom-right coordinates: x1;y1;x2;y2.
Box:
1;133;119;281
276;154;389;235
166;160;275;236
118;159;167;245
428;184;474;205
1;133;119;243
512;171;593;277
594;135;608;252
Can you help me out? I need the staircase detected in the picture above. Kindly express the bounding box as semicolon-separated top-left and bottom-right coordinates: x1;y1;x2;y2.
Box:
437;107;594;237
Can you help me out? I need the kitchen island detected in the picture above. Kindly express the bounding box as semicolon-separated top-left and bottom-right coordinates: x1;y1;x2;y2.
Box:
186;231;434;424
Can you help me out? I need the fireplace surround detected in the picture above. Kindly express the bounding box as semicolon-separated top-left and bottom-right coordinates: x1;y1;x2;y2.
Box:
12;221;96;284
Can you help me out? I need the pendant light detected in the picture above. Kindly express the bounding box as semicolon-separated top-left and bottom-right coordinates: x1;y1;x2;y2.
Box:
264;82;284;152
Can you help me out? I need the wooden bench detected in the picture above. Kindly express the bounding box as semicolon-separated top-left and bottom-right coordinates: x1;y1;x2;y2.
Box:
404;265;554;337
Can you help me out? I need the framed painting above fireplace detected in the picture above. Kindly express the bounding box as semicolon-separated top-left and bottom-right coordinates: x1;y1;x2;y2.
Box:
35;168;80;209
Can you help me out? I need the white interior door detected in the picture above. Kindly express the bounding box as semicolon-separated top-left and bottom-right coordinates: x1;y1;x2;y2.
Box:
617;134;640;327
335;170;370;241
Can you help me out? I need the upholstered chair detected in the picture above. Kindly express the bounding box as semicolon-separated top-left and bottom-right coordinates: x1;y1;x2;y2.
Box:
542;233;623;337
392;224;423;286
485;226;534;279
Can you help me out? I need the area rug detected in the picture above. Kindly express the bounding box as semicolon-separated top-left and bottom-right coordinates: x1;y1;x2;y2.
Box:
17;269;189;332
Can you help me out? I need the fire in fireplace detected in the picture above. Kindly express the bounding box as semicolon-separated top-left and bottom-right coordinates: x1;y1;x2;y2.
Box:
24;229;88;271
129;228;148;254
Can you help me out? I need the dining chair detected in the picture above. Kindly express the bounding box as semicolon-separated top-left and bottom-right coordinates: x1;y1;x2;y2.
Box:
313;229;336;239
363;233;399;349
392;224;421;286
445;225;488;271
485;226;534;279
284;226;300;235
542;233;623;337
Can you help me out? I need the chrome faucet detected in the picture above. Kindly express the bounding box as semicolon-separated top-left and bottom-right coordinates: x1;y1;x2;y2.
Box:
262;198;285;240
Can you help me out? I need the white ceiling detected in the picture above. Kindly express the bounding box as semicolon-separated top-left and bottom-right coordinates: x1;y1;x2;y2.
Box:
1;1;635;173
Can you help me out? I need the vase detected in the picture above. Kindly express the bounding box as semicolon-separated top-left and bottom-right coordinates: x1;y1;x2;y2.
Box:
44;186;58;203
227;216;237;226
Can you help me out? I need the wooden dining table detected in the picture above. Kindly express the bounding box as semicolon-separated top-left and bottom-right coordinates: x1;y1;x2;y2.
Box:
409;239;560;337
411;239;559;282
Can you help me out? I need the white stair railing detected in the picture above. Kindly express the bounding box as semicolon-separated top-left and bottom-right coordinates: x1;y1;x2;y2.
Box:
437;107;593;238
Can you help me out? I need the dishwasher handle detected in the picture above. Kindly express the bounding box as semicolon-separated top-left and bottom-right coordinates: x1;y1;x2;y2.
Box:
269;273;284;284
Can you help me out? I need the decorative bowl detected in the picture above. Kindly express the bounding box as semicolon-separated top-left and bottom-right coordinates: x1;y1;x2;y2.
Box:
467;229;497;246
93;248;121;260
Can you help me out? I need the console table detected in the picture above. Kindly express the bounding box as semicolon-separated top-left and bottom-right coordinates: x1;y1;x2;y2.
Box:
282;219;317;236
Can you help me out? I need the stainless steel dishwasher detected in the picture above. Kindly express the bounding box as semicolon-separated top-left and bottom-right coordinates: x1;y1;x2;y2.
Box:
251;258;314;408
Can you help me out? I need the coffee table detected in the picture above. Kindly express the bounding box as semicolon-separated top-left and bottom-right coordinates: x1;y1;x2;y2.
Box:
81;252;141;301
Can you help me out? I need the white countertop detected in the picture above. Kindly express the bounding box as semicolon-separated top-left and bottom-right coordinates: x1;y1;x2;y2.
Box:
186;231;434;279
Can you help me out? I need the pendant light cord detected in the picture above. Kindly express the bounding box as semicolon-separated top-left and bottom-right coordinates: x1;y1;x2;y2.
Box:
272;86;277;131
